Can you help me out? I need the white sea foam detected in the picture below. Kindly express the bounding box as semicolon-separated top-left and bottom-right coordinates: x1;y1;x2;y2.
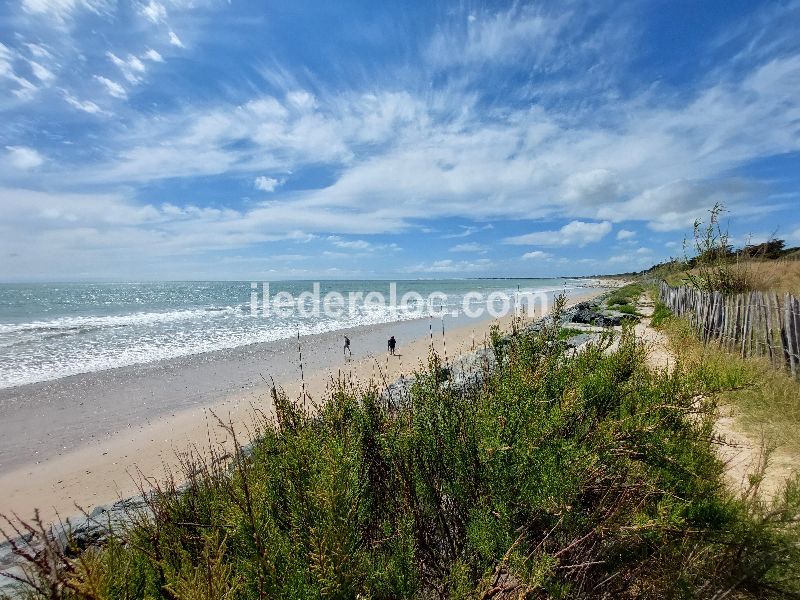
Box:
0;306;242;335
0;282;583;389
0;301;427;388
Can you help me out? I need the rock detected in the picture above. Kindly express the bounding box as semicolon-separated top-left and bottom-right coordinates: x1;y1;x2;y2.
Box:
572;306;600;324
571;299;638;326
50;495;152;556
594;310;638;327
563;332;599;349
380;375;416;410
0;535;29;592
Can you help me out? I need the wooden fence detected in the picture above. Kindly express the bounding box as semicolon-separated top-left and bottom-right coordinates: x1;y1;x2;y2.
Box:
659;281;800;379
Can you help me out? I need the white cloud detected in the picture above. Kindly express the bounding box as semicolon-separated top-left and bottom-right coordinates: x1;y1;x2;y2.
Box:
325;235;402;252
9;13;799;257
287;90;317;112
607;255;629;264
403;258;493;273
169;31;184;48
139;0;166;23
5;146;44;170
79;40;792;235
449;242;486;253
0;42;14;77
443;226;478;239
562;169;621;205
521;250;553;260
254;176;282;192
328;237;370;250
603;179;767;232
0;187;333;280
94;75;126;98
107;52;146;83
3;2;800;280
9;76;38;100
25;43;52;59
504;221;612;247
1;43;42;99
442;224;493;238
29;60;55;82
427;5;566;68
60;48;798;233
63;91;104;114
143;49;163;63
785;226;800;246
616;229;636;240
20;0;109;25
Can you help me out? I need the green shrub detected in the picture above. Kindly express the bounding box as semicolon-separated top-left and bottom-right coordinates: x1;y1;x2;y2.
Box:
650;302;672;328
5;319;800;599
612;303;639;315
557;327;586;340
607;283;644;307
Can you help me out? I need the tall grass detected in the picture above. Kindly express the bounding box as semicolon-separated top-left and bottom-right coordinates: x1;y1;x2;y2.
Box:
3;308;800;599
733;259;800;295
659;311;800;455
684;203;757;294
649;302;673;329
674;203;800;295
674;259;800;296
604;283;642;305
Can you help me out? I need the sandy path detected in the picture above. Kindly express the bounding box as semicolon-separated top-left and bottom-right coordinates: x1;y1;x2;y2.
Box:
0;291;604;526
635;292;796;500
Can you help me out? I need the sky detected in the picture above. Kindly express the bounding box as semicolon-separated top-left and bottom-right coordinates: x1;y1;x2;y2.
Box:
0;0;799;281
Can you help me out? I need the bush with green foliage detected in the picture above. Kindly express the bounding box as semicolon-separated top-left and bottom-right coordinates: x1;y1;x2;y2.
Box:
4;305;800;599
557;327;586;340
650;302;673;329
607;284;644;313
684;203;764;294
612;303;639;316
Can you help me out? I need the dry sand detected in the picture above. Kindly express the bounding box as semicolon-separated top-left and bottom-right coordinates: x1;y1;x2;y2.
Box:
0;287;607;526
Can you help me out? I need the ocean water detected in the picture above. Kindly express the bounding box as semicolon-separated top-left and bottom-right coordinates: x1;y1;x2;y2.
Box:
0;279;590;389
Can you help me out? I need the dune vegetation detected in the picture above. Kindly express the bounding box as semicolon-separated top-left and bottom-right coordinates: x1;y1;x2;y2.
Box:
4;298;800;599
644;204;800;296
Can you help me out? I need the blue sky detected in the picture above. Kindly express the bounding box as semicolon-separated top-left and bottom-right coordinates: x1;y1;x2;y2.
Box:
1;0;799;281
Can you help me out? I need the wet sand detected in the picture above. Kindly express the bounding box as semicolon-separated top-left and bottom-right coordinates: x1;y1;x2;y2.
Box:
0;288;606;524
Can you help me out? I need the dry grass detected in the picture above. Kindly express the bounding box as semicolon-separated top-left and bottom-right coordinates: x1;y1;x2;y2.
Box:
669;259;800;296
660;313;800;455
740;259;800;295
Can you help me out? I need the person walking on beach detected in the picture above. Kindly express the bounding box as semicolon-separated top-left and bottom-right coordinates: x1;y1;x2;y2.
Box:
388;335;397;356
343;335;351;358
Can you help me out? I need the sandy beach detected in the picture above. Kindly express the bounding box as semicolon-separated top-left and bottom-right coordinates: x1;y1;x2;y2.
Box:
0;286;608;526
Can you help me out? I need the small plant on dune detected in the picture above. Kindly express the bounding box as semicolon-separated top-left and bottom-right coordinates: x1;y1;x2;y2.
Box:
612;303;639;315
607;283;644;307
684;203;761;294
650;302;672;328
557;327;585;340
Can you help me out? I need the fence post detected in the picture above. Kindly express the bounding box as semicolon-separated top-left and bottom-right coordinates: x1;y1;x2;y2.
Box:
658;281;798;380
787;293;798;378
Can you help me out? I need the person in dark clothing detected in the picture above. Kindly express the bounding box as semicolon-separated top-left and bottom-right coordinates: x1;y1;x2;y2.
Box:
343;335;351;358
388;335;397;355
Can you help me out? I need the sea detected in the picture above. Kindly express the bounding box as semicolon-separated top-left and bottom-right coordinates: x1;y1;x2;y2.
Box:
0;279;594;389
